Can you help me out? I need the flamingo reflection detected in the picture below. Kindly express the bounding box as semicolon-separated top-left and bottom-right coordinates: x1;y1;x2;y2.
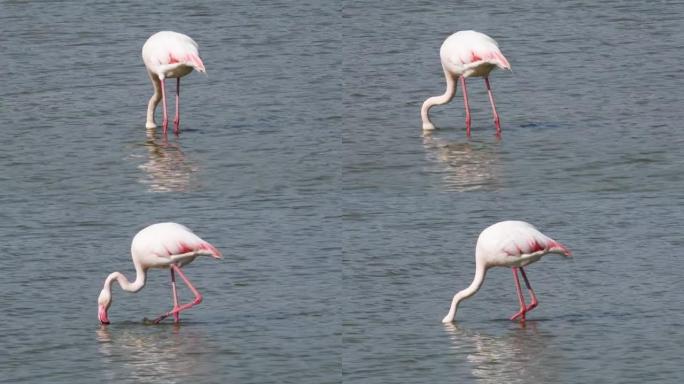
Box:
422;133;501;192
443;323;561;384
137;129;200;192
96;325;218;382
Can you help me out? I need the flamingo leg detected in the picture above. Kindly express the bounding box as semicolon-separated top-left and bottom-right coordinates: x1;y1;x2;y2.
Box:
460;76;472;137
174;77;180;134
484;76;501;136
153;265;203;324
519;267;538;312
160;78;169;133
170;268;180;323
510;267;528;321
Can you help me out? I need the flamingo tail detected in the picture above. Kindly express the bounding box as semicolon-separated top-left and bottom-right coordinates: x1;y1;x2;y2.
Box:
177;241;222;259
550;241;572;257
198;241;222;258
491;51;510;70
186;53;206;73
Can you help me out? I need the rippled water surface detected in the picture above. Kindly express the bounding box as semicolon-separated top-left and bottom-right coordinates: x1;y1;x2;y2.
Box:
2;1;339;383
2;0;684;383
342;0;684;383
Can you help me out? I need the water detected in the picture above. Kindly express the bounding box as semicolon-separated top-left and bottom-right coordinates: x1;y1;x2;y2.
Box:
2;0;684;383
341;0;684;383
1;1;339;383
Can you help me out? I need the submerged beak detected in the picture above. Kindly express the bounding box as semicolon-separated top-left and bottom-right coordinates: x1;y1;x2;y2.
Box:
98;305;110;325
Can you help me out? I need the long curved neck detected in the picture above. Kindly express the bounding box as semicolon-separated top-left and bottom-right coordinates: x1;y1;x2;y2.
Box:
443;261;487;323
104;261;147;294
421;66;457;128
146;71;162;127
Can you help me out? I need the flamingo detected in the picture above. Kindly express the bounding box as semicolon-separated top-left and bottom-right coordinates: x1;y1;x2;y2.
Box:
97;222;221;325
442;220;571;323
421;30;511;136
143;31;206;134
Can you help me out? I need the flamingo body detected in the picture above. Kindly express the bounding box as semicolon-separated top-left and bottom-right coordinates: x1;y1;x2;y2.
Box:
142;31;206;133
421;31;510;134
475;221;570;268
439;31;510;79
442;221;571;323
98;222;221;325
131;222;220;268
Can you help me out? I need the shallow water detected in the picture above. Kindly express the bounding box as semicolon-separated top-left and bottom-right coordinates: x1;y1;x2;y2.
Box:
341;0;684;383
2;0;684;383
1;1;339;383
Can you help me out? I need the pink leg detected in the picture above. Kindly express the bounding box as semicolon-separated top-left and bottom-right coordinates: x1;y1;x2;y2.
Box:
174;77;180;134
519;267;538;312
484;77;501;136
510;267;527;321
170;268;180;323
460;76;471;137
160;79;168;133
153;265;203;324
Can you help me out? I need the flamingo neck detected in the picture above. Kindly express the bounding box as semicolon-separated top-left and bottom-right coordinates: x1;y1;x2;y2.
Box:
105;261;147;294
146;71;163;128
421;66;457;129
443;262;487;323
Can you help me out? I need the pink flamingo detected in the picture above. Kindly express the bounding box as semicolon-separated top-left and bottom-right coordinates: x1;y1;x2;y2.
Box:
143;31;206;134
421;30;511;136
97;222;221;325
442;221;571;323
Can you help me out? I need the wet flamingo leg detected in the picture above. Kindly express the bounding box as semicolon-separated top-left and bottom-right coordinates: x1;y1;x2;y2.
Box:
460;76;471;136
160;78;168;133
484;77;501;135
170;268;180;323
510;267;527;321
174;77;180;134
519;267;538;312
154;265;203;323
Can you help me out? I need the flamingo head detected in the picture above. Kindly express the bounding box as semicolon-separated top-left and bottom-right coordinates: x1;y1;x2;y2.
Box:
98;288;112;325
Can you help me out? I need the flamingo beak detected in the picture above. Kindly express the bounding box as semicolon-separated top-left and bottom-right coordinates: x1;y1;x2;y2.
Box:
98;305;110;325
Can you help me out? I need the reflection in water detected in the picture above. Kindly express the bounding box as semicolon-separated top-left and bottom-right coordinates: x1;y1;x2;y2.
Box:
97;325;218;383
422;133;501;192
137;129;200;192
443;323;561;384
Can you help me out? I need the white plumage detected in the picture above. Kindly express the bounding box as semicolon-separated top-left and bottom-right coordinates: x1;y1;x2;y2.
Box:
476;220;570;268
440;31;510;78
131;222;221;268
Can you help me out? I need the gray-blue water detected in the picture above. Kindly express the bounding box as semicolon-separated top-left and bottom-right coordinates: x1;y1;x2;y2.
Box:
2;0;684;383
